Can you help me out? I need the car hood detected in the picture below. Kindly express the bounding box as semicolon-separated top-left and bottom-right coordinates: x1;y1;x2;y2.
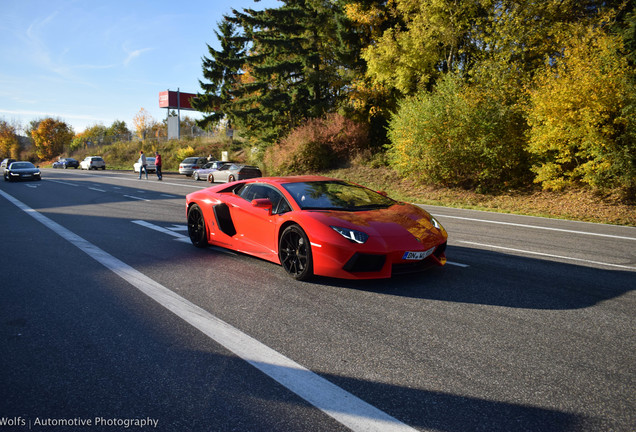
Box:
11;167;39;173
308;203;446;245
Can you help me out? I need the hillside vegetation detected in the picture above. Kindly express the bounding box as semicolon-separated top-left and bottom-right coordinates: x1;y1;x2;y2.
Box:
44;136;635;226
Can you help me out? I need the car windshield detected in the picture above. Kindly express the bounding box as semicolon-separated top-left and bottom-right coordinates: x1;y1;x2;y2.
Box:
282;181;395;211
11;162;35;169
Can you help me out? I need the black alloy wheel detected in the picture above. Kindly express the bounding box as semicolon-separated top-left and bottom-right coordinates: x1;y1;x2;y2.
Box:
187;204;209;248
279;225;313;281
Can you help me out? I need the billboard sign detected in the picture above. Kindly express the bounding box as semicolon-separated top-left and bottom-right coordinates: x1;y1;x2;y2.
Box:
159;91;197;111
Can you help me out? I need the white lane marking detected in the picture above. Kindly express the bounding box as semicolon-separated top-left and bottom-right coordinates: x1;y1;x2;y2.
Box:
0;189;417;432
433;214;636;241
80;172;204;189
447;261;469;268
459;240;636;270
168;224;187;231
89;187;106;192
124;195;150;202
161;194;178;198
25;184;38;188
46;179;79;187
132;220;187;239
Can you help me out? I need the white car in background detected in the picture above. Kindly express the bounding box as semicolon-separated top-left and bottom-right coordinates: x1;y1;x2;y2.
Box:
133;157;156;173
80;156;106;170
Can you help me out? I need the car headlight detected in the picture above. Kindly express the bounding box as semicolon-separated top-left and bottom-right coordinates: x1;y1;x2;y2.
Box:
431;216;442;230
331;226;369;244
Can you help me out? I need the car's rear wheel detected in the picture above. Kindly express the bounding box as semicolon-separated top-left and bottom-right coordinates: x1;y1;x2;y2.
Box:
187;204;209;248
279;225;313;281
228;174;235;183
208;174;214;183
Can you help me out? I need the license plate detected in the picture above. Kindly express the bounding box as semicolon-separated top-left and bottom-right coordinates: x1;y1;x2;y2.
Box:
402;246;435;260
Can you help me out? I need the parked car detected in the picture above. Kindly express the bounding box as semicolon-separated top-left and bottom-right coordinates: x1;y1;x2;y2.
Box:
208;163;262;183
80;156;106;170
186;176;447;280
52;157;79;169
179;157;208;176
133;157;156;173
4;161;41;182
192;161;229;181
1;158;17;173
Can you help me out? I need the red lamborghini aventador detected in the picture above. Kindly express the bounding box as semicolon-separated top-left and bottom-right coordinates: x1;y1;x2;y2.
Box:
186;176;447;280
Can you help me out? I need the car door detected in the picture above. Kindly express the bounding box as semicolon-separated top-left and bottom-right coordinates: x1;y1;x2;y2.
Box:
228;183;287;258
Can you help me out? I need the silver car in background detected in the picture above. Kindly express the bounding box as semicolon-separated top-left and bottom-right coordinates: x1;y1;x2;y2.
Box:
179;157;208;176
208;163;262;183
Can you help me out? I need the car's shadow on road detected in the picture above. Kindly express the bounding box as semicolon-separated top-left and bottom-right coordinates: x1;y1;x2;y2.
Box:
309;245;634;310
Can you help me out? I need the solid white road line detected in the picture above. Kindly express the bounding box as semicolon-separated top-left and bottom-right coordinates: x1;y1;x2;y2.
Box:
459;240;636;270
124;195;150;202
434;214;636;241
0;189;417;432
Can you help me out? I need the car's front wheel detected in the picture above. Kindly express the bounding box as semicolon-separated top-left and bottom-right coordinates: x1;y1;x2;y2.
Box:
187;204;209;248
279;225;313;281
193;172;200;181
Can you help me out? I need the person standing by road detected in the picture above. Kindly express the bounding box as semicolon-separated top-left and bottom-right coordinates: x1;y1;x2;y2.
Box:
138;150;148;179
155;150;162;181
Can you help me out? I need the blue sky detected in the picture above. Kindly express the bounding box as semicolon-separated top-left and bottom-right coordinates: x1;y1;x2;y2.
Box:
0;0;280;134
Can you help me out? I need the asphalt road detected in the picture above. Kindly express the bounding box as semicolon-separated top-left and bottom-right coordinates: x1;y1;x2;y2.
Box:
1;168;634;432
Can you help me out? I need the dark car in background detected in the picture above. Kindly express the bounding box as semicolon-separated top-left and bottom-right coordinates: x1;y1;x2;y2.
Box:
52;158;79;169
179;157;208;176
3;161;41;182
208;163;262;183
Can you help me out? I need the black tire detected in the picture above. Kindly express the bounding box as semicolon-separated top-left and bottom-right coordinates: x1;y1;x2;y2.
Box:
208;174;214;183
279;225;313;281
187;204;209;248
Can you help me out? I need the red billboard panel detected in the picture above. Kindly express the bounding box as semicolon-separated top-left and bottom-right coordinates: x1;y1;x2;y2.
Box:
159;91;198;110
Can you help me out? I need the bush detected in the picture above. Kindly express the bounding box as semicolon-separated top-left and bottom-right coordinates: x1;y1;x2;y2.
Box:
264;113;369;175
527;25;636;195
387;73;531;191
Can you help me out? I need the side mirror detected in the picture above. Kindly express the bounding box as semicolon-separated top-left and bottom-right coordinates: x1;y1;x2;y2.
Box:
251;198;273;215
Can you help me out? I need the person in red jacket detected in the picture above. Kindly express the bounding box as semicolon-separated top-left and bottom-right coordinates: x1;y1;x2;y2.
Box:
155;151;163;181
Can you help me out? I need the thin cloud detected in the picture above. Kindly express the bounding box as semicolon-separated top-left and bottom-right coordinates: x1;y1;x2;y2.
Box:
123;47;153;66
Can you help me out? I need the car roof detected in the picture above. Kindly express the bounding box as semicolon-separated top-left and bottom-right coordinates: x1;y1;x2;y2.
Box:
248;175;337;185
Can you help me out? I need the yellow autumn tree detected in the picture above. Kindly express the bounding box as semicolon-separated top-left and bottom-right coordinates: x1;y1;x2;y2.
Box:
0;120;20;159
30;118;74;160
527;22;636;193
132;108;156;140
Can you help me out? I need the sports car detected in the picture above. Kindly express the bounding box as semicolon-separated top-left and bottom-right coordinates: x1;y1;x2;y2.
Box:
186;176;447;280
208;163;262;183
52;158;79;169
4;161;41;182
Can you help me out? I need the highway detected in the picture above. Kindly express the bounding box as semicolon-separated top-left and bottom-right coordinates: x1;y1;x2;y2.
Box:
1;168;634;431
